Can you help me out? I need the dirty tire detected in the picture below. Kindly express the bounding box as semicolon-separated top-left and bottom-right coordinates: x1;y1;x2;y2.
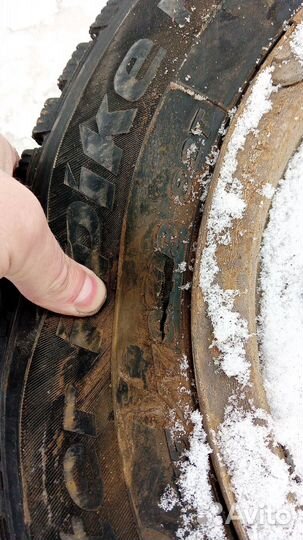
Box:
0;1;301;539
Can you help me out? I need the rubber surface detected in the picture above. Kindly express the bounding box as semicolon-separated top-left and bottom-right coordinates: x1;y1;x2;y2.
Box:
0;1;301;539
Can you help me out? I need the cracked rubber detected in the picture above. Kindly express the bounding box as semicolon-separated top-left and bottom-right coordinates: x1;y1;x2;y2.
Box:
0;1;301;539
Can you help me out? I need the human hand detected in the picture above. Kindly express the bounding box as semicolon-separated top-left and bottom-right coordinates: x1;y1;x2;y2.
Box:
0;134;106;316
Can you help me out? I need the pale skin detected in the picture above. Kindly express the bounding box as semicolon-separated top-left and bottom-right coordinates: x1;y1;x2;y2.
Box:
0;134;107;316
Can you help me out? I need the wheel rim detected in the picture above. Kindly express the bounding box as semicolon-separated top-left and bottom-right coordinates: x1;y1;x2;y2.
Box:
192;10;303;539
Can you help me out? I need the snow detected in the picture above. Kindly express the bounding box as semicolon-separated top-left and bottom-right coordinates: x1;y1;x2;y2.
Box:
176;261;188;273
259;141;303;480
180;354;190;375
0;0;107;153
217;404;303;540
200;67;277;385
160;410;226;540
176;411;226;540
261;182;275;199
160;485;179;512
160;351;226;539
291;21;303;65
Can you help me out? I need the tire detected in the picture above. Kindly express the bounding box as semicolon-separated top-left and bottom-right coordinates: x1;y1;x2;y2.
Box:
0;1;301;539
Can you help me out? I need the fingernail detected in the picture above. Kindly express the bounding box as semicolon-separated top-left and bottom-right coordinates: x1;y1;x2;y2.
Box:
74;273;106;314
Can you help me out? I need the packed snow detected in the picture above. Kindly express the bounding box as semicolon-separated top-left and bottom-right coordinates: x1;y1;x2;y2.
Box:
0;0;107;153
200;67;277;385
259;141;303;481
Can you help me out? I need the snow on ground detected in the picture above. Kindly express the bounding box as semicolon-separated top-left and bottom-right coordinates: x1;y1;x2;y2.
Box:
0;0;107;153
259;141;303;481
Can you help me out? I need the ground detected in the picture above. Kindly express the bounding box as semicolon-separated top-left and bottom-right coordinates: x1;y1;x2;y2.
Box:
0;0;107;153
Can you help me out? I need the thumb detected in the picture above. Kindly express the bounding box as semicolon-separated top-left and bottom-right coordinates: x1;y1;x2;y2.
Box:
0;134;19;175
0;172;106;316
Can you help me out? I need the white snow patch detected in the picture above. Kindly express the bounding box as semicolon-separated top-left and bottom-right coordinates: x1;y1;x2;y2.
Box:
192;122;203;136
161;368;226;538
261;182;276;199
186;143;198;162
180;354;190;375
291;21;303;65
217;404;303;540
160;485;179;512
200;67;277;385
176;261;187;273
175;411;226;540
259;141;303;480
169;409;186;440
179;282;192;291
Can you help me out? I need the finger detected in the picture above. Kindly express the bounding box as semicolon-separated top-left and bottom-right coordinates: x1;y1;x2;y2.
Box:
0;172;106;316
0;134;20;175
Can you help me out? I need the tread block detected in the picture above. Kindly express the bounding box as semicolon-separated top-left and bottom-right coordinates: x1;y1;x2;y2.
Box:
89;0;120;38
58;42;91;91
32;98;60;145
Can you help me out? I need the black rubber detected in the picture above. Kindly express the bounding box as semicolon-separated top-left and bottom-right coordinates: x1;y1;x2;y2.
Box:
0;1;301;539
